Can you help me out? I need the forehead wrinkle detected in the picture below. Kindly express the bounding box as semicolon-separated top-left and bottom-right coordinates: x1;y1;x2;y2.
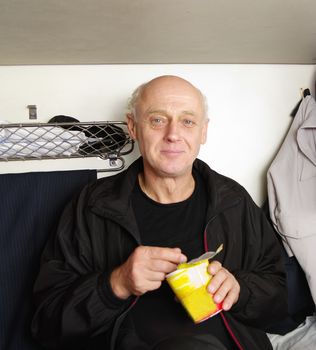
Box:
146;108;198;117
181;110;196;117
147;108;168;115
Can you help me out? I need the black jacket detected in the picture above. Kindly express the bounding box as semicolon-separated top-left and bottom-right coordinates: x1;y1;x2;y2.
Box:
31;158;287;350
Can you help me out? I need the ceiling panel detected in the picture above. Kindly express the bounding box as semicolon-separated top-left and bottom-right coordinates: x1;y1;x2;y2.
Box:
0;0;315;65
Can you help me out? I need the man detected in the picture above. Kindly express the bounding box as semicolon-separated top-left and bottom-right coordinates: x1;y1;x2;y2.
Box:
32;76;287;350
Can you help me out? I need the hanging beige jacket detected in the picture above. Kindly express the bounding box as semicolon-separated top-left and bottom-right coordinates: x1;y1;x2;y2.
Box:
267;95;316;305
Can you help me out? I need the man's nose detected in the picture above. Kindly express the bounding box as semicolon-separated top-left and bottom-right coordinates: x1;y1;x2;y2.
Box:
164;120;181;141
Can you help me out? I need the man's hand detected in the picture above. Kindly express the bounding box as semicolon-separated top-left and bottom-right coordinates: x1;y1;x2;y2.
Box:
207;261;240;311
110;246;187;299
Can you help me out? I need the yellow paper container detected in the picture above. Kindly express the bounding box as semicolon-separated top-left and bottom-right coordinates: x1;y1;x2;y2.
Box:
166;259;222;323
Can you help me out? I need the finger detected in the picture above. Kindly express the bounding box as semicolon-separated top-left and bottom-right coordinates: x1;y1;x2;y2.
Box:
207;269;240;309
143;270;166;282
149;259;179;274
212;277;234;304
133;279;163;296
147;246;187;264
207;267;229;294
126;269;165;295
207;260;222;275
129;259;167;281
222;286;240;310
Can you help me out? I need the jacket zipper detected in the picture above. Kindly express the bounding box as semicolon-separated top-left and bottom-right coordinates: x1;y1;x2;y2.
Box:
220;312;244;350
110;296;139;350
109;199;244;349
203;200;244;350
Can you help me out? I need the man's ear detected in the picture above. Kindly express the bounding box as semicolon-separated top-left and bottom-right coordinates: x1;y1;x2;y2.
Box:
126;113;137;140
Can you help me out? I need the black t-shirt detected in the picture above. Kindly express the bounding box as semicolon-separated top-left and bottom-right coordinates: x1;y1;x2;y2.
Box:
129;171;237;349
132;171;206;259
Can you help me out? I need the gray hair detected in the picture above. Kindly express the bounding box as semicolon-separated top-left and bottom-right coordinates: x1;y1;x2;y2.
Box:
126;81;209;121
126;83;146;118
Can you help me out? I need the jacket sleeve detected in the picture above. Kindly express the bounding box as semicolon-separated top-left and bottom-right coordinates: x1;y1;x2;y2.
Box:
31;186;133;349
228;193;288;330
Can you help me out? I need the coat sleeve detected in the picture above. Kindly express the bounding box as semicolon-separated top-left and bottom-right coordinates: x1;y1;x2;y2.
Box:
227;193;288;330
217;192;287;330
31;186;133;349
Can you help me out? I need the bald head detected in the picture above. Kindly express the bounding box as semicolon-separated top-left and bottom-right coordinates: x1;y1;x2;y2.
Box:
127;75;208;120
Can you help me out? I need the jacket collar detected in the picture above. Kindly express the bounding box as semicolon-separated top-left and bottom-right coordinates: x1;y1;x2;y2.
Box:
88;157;143;236
193;159;242;218
90;157;242;229
297;96;316;166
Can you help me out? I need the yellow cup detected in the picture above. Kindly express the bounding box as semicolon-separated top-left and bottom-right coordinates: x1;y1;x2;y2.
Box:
166;247;223;323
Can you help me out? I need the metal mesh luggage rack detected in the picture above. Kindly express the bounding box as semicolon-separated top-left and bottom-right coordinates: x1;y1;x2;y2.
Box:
0;121;134;172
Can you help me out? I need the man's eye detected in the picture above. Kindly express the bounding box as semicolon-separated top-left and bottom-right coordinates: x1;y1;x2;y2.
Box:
182;119;195;127
149;117;167;128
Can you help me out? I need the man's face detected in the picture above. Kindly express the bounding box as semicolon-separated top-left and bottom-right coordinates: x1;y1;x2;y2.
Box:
127;76;208;179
